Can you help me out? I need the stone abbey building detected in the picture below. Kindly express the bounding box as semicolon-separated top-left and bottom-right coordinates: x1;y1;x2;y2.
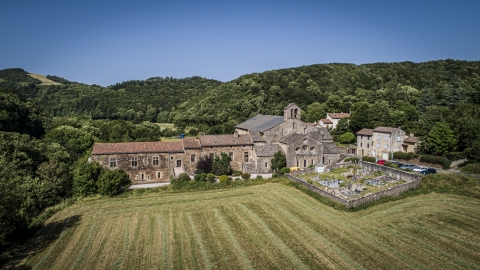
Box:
91;104;340;184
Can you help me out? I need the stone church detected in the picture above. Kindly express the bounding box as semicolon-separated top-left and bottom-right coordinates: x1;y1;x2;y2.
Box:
91;103;340;184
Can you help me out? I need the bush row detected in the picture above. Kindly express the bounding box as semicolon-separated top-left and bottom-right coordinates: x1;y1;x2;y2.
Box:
420;155;452;169
392;151;416;161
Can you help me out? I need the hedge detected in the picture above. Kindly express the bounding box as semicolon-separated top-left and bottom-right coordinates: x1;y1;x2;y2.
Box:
420;155;452;169
392;151;415;161
362;156;376;163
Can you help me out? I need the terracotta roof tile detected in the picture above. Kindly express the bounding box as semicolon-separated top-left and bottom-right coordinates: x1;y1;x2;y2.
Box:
320;118;333;124
328;112;350;119
373;126;402;133
356;128;373;136
92;141;184;155
199;134;253;147
182;138;201;149
404;136;419;143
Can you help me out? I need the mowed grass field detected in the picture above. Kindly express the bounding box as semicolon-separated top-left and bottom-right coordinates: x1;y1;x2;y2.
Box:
14;183;480;269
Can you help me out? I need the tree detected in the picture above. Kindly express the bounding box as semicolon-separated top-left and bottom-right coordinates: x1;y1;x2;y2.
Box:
73;159;104;196
305;102;328;123
270;150;286;172
423;122;457;155
196;155;213;173
339;132;356;144
96;169;131;197
211;153;232;175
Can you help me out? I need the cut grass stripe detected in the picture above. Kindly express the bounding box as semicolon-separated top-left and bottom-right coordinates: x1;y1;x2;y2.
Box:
186;212;212;270
237;203;309;270
111;218;130;270
156;214;169;270
70;222;97;270
213;208;254;270
33;227;70;270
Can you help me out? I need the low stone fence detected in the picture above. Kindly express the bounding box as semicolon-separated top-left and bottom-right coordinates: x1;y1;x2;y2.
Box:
286;161;422;208
359;161;421;182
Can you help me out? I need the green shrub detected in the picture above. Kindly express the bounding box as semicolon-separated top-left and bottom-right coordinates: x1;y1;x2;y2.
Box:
96;169;131;197
344;157;359;163
176;173;191;182
206;173;215;183
362;156;376;163
384;162;398;168
280;167;291;174
241;173;251;180
233;170;242;177
460;163;480;175
256;175;263;179
194;169;204;175
194;174;202;181
218;175;229;183
420;155;452;169
272;173;279;178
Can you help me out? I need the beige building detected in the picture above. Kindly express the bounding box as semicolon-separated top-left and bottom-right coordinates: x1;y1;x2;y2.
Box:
356;127;406;160
91;104;341;184
402;133;420;153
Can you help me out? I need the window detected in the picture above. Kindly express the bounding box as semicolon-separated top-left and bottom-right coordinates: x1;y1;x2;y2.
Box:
209;153;214;159
244;152;249;162
377;135;380;140
109;158;117;168
367;143;369;148
361;135;363;140
190;155;196;162
304;128;306;134
152;156;159;166
385;135;389;141
384;144;388;149
265;162;268;168
368;136;370;141
229;152;233;160
157;171;163;179
397;136;401;142
311;160;314;165
360;142;363;147
282;129;284;135
304;160;307;167
377;143;380;148
293;123;295;129
131;157;137;167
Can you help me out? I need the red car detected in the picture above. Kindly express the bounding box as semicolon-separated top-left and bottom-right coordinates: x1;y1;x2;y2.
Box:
376;159;386;165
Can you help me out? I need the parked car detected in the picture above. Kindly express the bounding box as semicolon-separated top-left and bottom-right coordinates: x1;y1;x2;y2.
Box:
420;168;437;174
413;166;428;172
377;159;386;165
400;164;416;170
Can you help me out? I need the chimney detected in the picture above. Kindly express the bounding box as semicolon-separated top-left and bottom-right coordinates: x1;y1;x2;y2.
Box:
234;130;239;138
410;133;414;137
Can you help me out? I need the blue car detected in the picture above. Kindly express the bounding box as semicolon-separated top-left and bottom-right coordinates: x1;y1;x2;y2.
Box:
420;168;437;175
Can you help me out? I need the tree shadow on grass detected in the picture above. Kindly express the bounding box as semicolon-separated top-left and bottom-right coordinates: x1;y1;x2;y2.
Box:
4;215;81;270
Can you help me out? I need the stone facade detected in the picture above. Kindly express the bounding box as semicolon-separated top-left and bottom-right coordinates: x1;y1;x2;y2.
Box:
91;103;341;184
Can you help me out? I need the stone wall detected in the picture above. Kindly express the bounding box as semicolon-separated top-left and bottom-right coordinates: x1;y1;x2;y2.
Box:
286;161;422;208
92;153;172;184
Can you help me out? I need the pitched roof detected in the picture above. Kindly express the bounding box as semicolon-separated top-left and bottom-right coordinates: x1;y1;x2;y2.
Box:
279;133;306;145
92;141;184;155
328;112;350;119
199;134;252;147
235;114;285;132
323;142;341;154
182;138;201;149
284;103;298;110
255;144;281;157
373;126;402;133
356;128;373;136
404;136;419;143
320;118;333;124
248;130;266;142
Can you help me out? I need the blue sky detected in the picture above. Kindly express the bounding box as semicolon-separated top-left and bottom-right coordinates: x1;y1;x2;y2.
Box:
1;0;479;86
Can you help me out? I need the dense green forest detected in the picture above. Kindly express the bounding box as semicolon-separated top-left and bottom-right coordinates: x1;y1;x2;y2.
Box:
1;60;480;264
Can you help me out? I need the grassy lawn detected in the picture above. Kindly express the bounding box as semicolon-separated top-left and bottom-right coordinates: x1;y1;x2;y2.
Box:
10;182;480;269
